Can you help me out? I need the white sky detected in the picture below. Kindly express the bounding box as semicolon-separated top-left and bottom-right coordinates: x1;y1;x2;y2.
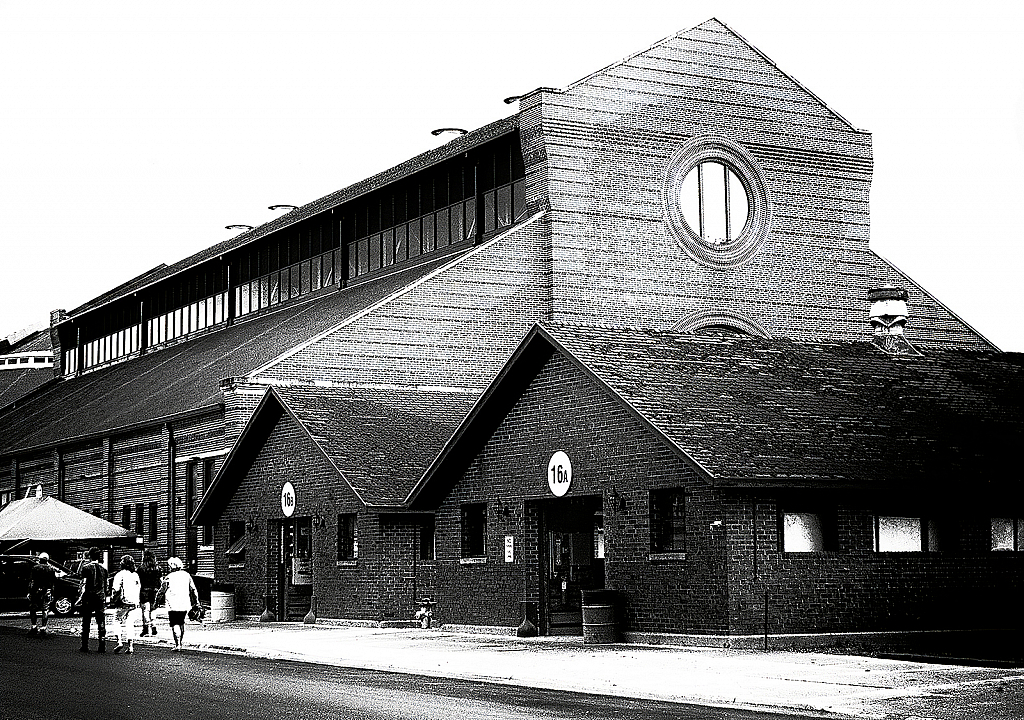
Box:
1;1;1022;351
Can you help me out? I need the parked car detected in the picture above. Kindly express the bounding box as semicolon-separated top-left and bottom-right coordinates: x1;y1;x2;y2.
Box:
0;554;84;615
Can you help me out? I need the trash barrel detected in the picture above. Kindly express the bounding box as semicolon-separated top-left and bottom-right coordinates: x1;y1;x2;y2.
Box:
209;584;235;623
581;589;617;644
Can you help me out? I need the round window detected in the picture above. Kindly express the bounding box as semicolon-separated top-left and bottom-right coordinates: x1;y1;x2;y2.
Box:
678;162;749;246
664;137;771;268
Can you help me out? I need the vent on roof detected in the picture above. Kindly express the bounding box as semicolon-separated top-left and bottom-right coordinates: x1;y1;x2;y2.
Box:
868;286;920;356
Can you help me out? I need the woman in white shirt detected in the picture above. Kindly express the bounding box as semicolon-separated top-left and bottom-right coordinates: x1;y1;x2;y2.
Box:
162;556;198;651
111;555;142;654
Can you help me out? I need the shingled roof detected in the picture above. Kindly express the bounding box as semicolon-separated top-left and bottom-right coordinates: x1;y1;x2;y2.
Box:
411;323;1024;502
194;383;476;522
0;254;463;455
0;369;54;414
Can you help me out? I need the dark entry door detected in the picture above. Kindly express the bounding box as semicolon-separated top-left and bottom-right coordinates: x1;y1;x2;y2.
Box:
542;496;604;635
275;517;313;620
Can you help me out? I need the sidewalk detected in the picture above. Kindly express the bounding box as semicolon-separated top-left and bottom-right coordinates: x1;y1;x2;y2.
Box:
4;612;1024;719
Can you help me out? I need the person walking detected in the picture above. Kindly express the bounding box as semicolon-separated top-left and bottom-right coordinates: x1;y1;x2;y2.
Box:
162;556;198;651
137;551;161;637
78;547;108;653
110;555;141;654
27;552;57;636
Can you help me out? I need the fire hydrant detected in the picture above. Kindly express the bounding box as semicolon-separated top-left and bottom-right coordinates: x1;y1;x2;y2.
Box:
414;597;435;629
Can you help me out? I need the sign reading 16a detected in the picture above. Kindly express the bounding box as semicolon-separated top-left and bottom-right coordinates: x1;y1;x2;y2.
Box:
547;451;572;497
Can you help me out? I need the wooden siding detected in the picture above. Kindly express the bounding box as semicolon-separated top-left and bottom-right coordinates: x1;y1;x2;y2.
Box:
111;430;166;547
63;442;107;515
16;452;55;498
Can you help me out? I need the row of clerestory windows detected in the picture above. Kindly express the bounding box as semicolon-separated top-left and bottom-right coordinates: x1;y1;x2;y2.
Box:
60;133;528;374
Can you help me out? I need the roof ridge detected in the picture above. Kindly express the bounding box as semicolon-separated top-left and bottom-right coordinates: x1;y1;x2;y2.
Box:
64;115;519;322
566;18;716;91
711;18;864;134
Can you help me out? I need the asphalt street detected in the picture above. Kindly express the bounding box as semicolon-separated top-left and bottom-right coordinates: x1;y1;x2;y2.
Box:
0;628;829;720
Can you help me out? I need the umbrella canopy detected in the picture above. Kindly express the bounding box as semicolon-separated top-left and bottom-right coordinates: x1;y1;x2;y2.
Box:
0;496;139;547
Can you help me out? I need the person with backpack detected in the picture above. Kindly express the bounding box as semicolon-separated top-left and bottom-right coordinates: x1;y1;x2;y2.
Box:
137;550;161;637
78;547;108;653
27;552;57;636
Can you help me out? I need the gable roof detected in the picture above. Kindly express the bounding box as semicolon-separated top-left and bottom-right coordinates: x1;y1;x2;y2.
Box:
410;323;1024;504
0;254;463;456
193;383;476;523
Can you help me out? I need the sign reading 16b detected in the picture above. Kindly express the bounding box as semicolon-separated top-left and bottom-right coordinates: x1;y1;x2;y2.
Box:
547;451;572;497
281;481;296;517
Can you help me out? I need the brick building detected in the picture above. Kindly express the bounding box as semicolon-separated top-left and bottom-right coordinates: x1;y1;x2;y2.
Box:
3;19;1019;639
403;323;1023;639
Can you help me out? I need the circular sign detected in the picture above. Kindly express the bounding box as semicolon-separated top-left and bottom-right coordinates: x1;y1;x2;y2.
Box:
280;481;296;517
547;451;572;497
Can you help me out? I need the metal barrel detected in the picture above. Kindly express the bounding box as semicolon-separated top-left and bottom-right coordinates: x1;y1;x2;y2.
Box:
209;590;235;623
581;589;617;644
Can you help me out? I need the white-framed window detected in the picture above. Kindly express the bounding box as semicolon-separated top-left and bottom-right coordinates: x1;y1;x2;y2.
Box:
679;161;749;246
991;518;1023;551
782;512;825;552
874;516;944;552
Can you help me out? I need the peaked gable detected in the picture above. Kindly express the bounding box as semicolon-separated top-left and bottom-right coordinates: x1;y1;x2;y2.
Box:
563;18;867;153
411;323;1024;508
195;383;476;523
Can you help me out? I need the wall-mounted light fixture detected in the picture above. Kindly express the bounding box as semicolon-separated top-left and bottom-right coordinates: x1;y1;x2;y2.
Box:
503;96;521;105
430;128;468;137
611;488;627;513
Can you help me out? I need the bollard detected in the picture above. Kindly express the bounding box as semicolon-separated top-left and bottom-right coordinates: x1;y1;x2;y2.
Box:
303;597;317;625
259;594;277;623
516;600;538;637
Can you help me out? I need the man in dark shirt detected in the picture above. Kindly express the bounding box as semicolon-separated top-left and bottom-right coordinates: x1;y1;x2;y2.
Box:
79;547;108;653
27;552;56;636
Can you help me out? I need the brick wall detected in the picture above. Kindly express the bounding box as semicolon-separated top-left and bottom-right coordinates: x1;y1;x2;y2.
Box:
215;410;385;619
520;19;992;350
431;351;731;634
725;495;1024;634
428;347;1024;636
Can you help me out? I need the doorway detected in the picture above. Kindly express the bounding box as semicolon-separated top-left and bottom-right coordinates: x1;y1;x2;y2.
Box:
540;495;604;635
273;517;313;620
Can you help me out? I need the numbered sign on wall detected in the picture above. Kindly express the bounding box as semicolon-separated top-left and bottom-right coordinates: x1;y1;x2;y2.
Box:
281;481;296;517
547;451;572;497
